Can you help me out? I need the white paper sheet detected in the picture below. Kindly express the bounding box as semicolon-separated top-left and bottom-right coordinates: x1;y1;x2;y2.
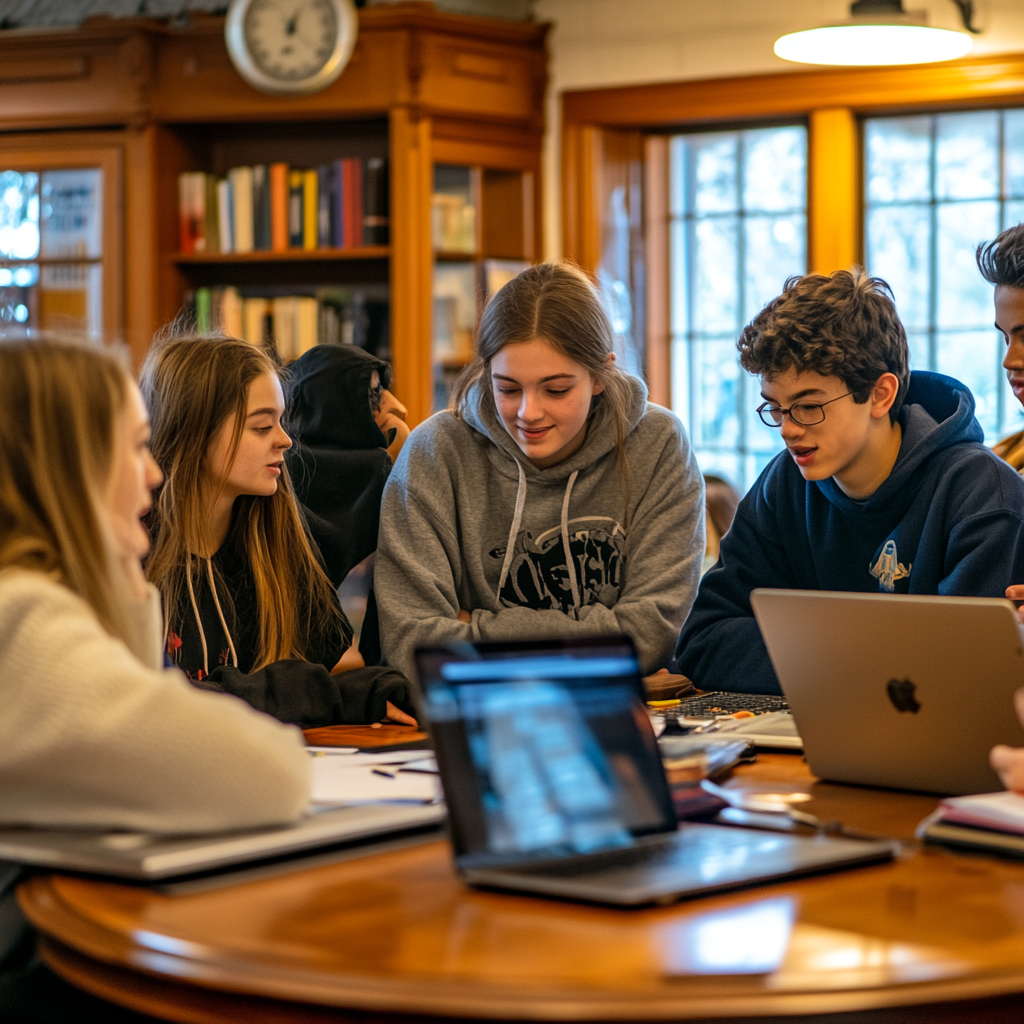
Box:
310;759;441;805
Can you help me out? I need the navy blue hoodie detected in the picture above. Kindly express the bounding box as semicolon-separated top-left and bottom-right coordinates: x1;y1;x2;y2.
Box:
675;371;1024;694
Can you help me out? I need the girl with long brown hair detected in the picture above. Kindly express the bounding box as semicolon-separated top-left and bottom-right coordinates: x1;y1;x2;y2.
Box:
141;332;415;727
0;339;309;831
375;261;706;680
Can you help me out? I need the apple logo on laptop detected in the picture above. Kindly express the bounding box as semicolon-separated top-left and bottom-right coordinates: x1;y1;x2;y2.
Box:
886;678;921;714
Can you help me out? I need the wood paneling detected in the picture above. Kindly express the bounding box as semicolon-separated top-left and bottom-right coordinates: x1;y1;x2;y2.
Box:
482;169;527;259
644;136;670;407
22;753;1024;1022
390;106;434;426
809;107;860;275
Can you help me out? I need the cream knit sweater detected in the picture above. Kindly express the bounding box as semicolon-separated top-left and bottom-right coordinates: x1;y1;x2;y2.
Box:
0;568;311;833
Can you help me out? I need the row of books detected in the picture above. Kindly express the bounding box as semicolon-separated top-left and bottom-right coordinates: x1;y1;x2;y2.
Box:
191;286;363;361
178;158;389;256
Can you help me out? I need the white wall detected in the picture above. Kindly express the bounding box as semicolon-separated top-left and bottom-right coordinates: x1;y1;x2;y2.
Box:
534;0;1024;259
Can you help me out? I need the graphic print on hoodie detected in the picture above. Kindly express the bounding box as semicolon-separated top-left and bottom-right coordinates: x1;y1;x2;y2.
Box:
495;516;625;614
675;370;1024;695
375;374;706;681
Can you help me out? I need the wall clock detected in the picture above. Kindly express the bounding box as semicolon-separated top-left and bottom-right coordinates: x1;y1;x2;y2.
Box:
225;0;359;96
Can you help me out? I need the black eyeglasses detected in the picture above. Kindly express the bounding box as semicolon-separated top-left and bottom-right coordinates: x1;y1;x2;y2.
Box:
756;392;854;428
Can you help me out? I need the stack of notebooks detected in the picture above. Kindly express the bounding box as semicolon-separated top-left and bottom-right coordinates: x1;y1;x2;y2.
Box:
191;286;359;360
918;791;1024;856
178;158;389;255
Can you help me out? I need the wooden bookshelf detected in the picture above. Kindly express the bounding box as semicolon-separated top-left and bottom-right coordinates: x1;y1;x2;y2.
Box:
173;247;391;265
0;3;548;426
430;159;535;411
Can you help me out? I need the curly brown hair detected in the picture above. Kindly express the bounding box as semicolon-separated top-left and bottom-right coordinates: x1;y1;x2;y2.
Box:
737;268;910;424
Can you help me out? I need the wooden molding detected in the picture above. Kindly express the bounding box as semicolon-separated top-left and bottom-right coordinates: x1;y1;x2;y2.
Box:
563;51;1024;129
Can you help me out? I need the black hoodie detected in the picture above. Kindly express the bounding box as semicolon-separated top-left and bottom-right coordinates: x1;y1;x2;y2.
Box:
676;371;1024;694
284;344;394;586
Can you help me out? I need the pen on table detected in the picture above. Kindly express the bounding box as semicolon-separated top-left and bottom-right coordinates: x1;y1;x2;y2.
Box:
372;768;395;779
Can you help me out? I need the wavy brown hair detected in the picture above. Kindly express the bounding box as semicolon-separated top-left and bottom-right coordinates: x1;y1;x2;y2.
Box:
738;268;910;424
140;333;343;670
450;261;635;508
0;339;142;648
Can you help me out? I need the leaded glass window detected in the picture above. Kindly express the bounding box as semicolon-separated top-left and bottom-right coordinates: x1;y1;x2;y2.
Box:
865;110;1024;443
669;126;807;491
0;166;104;340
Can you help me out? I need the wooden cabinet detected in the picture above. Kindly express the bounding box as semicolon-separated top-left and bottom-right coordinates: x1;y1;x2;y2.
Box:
0;3;548;426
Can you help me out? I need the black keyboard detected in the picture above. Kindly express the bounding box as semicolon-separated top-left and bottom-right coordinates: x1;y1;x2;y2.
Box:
673;692;789;717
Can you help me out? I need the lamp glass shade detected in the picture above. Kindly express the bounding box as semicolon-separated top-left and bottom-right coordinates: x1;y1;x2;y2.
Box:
774;25;973;66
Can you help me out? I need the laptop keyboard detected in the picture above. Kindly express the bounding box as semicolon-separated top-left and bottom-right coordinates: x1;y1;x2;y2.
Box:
676;692;789;717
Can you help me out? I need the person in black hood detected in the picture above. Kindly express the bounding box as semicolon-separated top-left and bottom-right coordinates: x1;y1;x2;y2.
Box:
284;343;409;666
676;268;1024;695
140;333;416;729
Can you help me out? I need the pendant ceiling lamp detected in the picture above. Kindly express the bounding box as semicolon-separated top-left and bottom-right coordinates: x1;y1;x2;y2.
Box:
774;0;979;67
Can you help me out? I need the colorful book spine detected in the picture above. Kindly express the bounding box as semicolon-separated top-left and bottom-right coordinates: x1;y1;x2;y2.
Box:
317;164;332;248
229;166;254;253
216;178;234;254
203;174;220;254
252;164;270;251
194;286;212;334
331;160;344;248
177;172;205;254
270;162;289;252
178;158;390;254
302;168;318;251
288;170;304;249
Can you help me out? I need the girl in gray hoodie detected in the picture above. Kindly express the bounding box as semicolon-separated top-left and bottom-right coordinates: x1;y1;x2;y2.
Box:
376;262;705;680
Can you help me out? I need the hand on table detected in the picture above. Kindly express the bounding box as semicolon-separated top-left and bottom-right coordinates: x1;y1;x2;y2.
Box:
991;688;1024;793
383;701;417;728
1006;585;1024;624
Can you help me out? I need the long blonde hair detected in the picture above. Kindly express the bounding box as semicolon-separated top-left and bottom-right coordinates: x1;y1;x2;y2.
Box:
451;261;635;508
141;333;343;670
0;339;138;646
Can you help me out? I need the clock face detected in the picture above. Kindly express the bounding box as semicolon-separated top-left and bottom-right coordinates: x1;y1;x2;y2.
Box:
244;0;337;82
225;0;358;95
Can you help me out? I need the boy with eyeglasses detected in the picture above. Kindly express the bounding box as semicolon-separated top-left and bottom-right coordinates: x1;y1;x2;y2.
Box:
674;268;1024;695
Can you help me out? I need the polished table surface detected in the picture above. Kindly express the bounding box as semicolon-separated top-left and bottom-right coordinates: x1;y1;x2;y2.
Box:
19;727;1024;1023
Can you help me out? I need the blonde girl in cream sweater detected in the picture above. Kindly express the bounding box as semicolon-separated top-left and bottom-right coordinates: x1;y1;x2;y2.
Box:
0;340;309;833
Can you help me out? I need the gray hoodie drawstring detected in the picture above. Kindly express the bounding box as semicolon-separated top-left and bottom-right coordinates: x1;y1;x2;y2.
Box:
495;461;582;618
561;469;581;617
496;459;527;600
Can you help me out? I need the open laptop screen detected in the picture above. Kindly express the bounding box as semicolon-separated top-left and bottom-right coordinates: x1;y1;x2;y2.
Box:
416;637;676;869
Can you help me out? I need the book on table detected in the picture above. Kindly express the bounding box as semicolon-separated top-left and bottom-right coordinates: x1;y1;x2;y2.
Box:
918;791;1024;856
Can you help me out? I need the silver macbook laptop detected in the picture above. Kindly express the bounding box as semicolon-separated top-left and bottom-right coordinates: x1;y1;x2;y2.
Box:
750;589;1024;795
0;802;445;881
415;636;894;907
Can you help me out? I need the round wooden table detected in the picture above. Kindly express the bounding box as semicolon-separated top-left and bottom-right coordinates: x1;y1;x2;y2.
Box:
19;741;1024;1023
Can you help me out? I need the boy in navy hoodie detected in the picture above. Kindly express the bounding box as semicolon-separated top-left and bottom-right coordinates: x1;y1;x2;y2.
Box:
675;268;1024;695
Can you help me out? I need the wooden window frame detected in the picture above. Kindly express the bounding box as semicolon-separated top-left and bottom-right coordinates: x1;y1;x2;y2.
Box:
561;51;1024;405
0;133;123;343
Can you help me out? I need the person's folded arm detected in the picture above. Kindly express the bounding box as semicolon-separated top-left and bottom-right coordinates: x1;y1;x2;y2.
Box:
468;433;705;673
